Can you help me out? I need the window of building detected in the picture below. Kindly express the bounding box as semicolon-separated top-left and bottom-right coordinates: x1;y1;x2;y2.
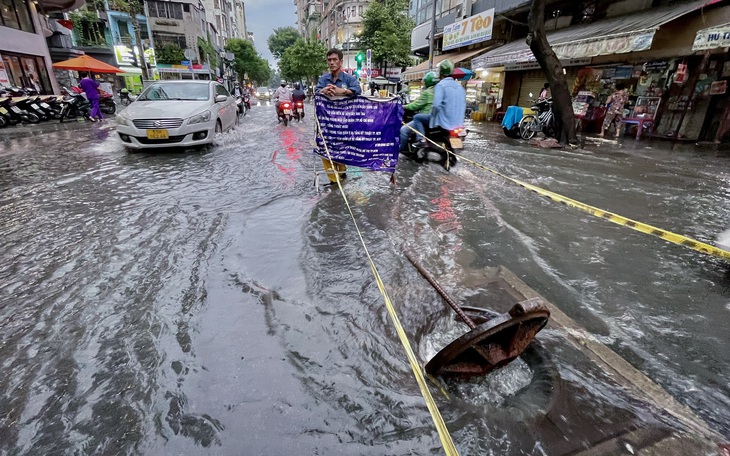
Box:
148;1;183;19
0;0;35;32
153;32;186;48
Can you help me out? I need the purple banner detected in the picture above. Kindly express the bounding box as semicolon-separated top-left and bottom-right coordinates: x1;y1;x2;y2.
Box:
314;94;404;173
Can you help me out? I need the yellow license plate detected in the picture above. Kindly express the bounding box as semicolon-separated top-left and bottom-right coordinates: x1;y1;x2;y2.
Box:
449;138;463;149
0;107;7;115
146;129;169;139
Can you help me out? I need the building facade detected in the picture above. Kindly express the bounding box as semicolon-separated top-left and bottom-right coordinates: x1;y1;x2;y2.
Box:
0;0;84;93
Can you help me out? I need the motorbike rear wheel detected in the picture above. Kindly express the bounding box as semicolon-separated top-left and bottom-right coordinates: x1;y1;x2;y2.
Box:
101;103;116;115
0;115;7;128
519;115;538;140
23;112;40;124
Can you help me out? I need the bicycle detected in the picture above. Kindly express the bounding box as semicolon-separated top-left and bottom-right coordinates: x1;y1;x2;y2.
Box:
519;98;556;140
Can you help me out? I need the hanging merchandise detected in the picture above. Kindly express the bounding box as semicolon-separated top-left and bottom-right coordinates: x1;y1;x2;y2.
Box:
675;62;688;84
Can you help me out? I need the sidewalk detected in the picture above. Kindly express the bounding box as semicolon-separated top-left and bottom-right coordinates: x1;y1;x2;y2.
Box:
0;117;114;142
467;120;730;153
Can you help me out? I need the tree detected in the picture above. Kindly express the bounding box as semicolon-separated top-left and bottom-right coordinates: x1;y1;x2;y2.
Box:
155;43;185;65
527;0;577;146
278;39;328;87
198;35;219;68
267;27;301;60
358;0;413;72
225;38;271;85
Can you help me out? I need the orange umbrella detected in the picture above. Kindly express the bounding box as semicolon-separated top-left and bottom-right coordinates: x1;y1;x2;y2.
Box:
52;55;124;74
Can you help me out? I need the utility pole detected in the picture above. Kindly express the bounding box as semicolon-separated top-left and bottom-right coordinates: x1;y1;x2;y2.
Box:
127;0;150;80
428;0;438;70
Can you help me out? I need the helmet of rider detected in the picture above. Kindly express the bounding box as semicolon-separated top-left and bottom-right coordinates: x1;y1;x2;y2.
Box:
423;71;438;88
294;82;301;90
280;79;286;86
438;59;454;78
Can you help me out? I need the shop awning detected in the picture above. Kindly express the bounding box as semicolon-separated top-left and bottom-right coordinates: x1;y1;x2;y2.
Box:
403;47;486;81
693;23;730;50
472;0;711;69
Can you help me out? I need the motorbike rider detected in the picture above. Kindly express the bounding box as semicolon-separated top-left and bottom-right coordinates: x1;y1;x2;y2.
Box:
429;59;466;134
399;71;437;153
273;80;292;118
292;82;306;104
233;82;242;98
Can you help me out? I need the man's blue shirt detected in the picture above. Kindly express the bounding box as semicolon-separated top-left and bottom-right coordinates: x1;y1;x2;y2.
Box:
430;77;466;130
316;71;362;95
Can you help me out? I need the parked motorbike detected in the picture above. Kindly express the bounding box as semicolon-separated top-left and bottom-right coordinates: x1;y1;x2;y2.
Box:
518;98;555;140
71;86;116;114
118;88;132;106
59;87;92;122
292;100;305;121
401;110;466;169
0;95;40;124
276;101;292;126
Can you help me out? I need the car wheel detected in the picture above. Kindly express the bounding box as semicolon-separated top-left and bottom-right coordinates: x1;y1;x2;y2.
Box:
215;120;222;134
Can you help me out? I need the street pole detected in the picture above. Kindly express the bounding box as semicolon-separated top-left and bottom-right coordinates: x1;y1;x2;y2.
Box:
428;0;438;70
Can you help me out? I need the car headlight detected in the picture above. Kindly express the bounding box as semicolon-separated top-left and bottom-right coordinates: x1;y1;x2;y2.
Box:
188;110;211;125
116;113;131;126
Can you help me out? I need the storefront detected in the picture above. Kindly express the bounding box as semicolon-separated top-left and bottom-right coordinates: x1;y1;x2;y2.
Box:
1;0;60;93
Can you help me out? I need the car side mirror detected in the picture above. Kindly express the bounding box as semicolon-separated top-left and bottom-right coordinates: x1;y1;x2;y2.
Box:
215;95;228;103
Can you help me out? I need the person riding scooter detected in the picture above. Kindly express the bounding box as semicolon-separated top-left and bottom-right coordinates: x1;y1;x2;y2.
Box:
291;82;306;120
399;71;437;153
273;80;292;120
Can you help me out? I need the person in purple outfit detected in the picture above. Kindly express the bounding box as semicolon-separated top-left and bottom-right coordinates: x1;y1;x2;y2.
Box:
79;72;102;121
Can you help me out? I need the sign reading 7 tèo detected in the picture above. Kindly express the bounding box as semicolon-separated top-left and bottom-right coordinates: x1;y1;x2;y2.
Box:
442;8;494;51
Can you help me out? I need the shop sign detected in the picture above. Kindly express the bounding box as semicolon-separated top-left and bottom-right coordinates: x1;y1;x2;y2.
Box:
613;66;633;79
114;45;156;67
692;25;730;51
644;61;669;72
0;53;10;87
504;57;591;71
553;31;655;59
710;80;727;95
442;8;494;51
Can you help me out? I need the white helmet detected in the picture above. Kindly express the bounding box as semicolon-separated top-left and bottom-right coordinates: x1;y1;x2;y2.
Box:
280;79;286;85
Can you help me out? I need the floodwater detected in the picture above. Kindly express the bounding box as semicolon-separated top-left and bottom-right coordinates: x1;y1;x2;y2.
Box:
0;104;728;455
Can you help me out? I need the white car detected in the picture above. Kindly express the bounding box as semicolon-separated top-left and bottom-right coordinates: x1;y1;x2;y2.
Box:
115;80;238;150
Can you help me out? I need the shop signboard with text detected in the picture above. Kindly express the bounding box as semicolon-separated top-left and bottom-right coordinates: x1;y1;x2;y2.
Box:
442;9;494;51
693;25;730;50
114;45;157;67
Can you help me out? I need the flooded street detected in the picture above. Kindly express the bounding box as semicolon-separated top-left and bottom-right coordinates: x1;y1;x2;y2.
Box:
0;104;728;455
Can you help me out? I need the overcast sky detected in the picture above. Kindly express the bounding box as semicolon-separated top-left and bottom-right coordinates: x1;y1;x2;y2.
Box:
246;0;298;68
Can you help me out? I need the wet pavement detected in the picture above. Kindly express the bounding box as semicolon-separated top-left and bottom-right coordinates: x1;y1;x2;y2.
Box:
0;101;728;455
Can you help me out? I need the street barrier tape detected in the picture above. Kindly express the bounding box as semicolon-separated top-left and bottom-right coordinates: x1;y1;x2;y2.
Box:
403;123;730;262
315;113;460;456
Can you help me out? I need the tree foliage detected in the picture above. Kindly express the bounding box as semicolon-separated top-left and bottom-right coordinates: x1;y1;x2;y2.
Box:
155;43;185;64
358;0;413;70
278;39;328;86
197;36;219;67
225;38;271;85
267;27;301;60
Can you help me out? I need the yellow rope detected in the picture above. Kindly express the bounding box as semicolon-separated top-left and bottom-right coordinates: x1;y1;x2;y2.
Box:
315;112;459;456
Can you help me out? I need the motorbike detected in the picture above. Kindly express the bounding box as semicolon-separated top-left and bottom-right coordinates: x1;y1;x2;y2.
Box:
276;101;293;126
71;86;116;114
292;99;305;121
118;88;132;106
59;87;92;122
518;98;555;140
236;94;250;117
0;95;40;124
401;110;466;169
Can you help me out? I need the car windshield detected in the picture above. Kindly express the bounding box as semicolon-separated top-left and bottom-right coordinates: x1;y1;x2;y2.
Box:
138;83;210;101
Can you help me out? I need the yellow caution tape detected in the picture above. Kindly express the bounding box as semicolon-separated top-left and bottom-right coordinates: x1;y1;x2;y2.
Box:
315;114;459;456
402;122;730;261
